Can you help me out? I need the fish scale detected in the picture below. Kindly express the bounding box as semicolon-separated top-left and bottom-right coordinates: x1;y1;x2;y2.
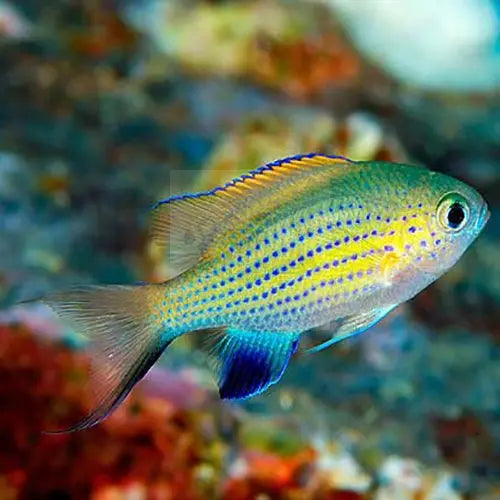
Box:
162;195;434;332
39;153;489;432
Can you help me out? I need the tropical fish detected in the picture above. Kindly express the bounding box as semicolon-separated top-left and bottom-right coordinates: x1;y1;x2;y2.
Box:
41;153;489;432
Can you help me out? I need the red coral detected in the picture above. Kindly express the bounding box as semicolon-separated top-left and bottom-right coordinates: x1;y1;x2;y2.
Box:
0;323;372;499
0;323;209;499
223;448;318;499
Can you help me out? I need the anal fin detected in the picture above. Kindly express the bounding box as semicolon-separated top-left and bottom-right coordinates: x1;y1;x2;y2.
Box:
199;328;300;400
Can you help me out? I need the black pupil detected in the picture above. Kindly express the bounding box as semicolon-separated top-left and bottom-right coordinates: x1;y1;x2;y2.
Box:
447;203;465;228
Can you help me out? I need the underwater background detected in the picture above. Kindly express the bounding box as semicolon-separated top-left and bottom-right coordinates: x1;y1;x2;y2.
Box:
0;0;499;498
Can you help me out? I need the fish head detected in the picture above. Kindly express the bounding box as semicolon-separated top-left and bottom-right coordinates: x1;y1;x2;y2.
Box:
407;169;489;275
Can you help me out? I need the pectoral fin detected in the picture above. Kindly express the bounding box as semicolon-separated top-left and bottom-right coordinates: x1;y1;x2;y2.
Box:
306;305;396;354
198;328;301;400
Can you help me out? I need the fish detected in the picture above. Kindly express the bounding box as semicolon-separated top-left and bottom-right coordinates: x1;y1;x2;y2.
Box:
39;153;489;432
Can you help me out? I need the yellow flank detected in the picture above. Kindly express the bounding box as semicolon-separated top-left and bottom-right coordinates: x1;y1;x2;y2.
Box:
158;197;440;332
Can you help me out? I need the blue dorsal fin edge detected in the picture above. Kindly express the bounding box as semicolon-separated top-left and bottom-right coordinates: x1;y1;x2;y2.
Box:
152;153;355;209
199;328;301;400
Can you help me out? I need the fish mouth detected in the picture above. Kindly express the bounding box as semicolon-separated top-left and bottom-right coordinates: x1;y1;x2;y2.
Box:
476;202;490;231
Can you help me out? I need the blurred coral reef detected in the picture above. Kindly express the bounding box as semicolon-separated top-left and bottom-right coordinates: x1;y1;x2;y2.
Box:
0;321;485;499
0;0;498;498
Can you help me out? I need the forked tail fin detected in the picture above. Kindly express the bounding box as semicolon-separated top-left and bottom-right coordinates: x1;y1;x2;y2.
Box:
40;284;169;433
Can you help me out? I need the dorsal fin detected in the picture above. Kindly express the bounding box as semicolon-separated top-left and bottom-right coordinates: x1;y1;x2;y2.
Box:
150;153;355;275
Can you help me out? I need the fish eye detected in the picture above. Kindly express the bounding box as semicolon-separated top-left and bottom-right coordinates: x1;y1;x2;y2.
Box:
437;193;470;232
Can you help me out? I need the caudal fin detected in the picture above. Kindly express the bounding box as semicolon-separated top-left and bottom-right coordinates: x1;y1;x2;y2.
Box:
41;284;167;433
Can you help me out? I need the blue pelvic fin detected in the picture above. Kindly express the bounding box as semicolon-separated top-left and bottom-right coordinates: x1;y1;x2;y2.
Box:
307;305;396;354
199;328;300;400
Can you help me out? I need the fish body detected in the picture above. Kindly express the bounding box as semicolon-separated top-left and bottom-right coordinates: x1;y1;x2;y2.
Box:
152;156;485;333
43;154;489;432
